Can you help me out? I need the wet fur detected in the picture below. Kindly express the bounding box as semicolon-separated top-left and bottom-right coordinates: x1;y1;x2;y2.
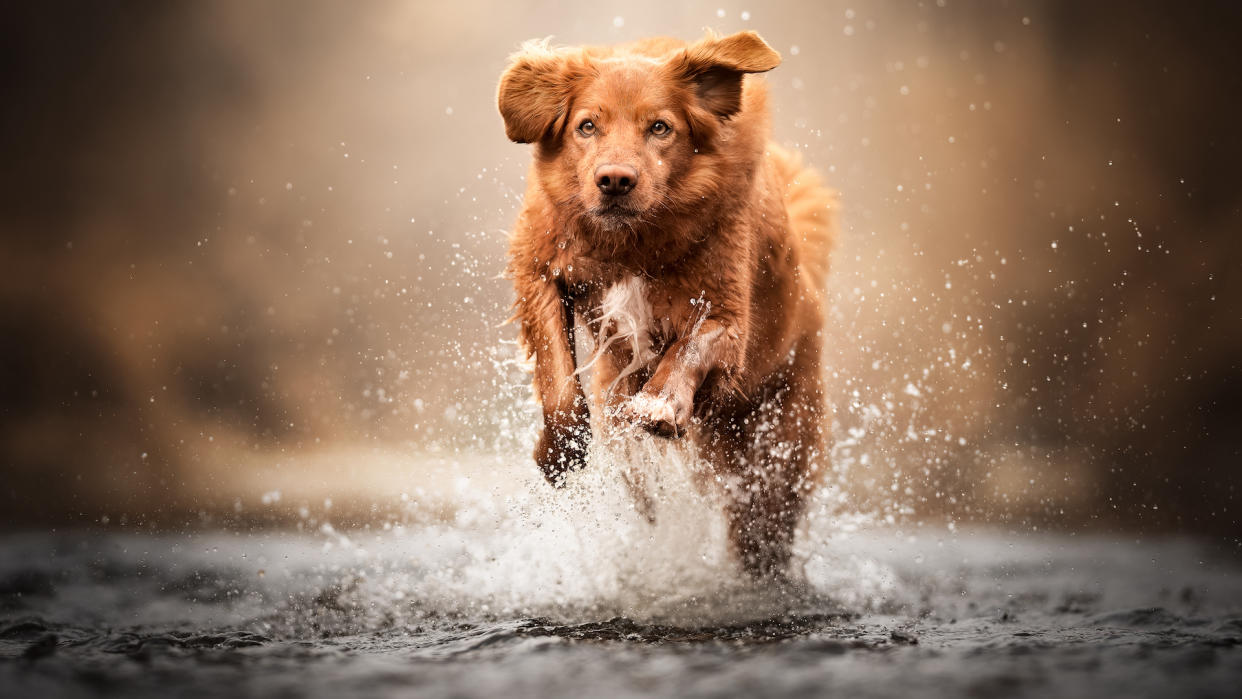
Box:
499;31;838;578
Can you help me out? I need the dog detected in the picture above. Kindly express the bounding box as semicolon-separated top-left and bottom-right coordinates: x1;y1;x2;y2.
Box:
498;30;837;578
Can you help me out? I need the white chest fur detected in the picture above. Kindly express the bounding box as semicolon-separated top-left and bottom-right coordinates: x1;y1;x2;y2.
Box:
577;275;661;391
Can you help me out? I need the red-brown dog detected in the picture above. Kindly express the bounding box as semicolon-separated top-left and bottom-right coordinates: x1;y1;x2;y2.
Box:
498;31;837;578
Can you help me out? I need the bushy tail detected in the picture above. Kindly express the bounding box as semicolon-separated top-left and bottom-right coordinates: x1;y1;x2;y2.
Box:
769;144;839;290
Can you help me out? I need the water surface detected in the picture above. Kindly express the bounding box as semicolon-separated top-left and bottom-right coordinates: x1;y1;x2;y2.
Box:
1;461;1238;698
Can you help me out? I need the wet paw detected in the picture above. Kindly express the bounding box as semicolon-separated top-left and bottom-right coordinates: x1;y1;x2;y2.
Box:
535;418;590;486
620;391;691;438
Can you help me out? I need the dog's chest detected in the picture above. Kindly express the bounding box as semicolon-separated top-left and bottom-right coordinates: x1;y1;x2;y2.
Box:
580;276;675;373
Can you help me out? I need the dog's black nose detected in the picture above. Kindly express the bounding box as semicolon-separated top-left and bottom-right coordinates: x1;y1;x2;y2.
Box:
595;164;638;195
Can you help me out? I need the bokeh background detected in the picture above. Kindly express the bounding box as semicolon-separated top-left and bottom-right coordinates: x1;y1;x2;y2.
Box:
1;0;1238;535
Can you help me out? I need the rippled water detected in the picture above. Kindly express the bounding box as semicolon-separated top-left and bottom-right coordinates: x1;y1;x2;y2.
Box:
1;456;1239;697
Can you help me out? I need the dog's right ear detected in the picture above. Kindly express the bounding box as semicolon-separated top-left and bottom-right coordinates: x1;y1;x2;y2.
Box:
498;41;580;144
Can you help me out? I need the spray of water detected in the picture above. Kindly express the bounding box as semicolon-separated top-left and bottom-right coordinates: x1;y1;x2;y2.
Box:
274;422;902;633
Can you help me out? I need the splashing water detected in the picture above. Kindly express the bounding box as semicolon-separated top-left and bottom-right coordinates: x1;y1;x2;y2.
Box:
269;435;887;629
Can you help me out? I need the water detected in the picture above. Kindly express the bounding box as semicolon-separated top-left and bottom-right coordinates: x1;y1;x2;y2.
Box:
1;453;1239;698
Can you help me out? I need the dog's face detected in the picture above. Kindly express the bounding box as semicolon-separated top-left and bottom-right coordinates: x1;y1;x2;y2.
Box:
559;69;690;227
498;32;780;231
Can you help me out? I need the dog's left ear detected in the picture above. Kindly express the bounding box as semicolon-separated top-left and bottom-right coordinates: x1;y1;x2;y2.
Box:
674;31;781;118
498;41;581;144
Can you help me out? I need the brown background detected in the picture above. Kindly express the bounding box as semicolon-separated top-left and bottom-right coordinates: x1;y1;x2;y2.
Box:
1;1;1239;534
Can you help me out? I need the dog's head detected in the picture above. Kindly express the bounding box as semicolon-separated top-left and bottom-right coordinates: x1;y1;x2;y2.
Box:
498;31;780;233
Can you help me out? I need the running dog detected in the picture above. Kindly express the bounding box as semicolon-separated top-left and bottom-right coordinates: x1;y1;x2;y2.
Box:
498;30;837;578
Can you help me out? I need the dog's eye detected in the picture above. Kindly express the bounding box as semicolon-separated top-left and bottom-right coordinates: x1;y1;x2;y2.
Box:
578;120;596;137
650;120;671;136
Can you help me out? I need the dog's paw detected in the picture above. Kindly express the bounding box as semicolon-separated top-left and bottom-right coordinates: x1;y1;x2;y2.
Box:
534;420;589;486
620;390;692;438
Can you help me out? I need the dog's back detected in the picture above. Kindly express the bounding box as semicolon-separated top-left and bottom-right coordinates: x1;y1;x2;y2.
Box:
768;144;838;292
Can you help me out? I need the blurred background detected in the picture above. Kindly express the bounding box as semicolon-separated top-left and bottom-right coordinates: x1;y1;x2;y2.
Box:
1;0;1238;536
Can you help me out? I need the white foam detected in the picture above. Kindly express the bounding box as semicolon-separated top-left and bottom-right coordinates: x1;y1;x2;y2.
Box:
341;439;894;626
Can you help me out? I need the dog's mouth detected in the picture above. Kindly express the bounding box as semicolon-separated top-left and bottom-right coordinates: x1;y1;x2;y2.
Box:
591;201;641;221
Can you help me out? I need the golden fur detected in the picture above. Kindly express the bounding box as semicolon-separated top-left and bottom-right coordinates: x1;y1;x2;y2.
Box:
499;31;838;577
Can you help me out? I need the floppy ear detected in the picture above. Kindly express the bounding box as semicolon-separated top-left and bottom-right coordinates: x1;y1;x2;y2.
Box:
674;31;781;118
497;41;581;144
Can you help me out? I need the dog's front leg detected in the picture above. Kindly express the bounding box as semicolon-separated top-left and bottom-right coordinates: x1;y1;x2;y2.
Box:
622;319;740;438
516;277;591;485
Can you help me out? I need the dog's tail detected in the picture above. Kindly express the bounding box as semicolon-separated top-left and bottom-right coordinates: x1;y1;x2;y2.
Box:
769;144;838;290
